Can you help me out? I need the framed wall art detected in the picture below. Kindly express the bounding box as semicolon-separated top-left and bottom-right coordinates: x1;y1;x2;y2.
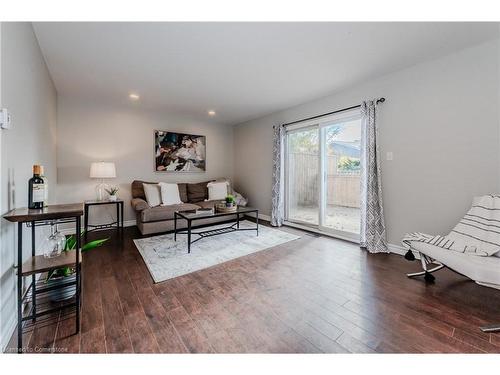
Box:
154;130;206;172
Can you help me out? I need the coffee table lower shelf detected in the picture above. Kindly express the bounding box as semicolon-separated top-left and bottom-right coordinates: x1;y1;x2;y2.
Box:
174;208;259;253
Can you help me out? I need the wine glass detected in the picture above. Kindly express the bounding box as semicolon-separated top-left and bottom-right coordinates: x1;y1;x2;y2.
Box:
43;222;66;258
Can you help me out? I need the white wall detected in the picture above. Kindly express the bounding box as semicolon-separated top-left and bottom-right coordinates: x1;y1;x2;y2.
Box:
233;39;500;246
0;23;57;350
56;96;234;225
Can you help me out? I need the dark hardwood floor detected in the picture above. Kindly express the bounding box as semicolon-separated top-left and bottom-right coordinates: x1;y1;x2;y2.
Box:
7;222;500;353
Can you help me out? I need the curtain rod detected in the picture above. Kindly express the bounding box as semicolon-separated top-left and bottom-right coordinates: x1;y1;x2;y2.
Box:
283;97;386;127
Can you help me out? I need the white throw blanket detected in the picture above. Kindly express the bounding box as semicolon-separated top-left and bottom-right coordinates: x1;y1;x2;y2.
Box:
402;195;500;257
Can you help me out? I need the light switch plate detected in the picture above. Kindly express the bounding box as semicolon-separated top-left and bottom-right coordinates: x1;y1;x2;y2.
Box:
386;151;393;161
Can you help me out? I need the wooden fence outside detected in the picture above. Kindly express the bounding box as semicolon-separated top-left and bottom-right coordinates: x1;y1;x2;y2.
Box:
288;152;360;208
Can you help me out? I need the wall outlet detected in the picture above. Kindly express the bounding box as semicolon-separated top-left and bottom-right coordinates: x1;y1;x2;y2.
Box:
0;109;12;129
386;151;393;161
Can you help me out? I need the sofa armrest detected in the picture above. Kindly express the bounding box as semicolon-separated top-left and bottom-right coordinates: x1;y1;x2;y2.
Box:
131;198;149;212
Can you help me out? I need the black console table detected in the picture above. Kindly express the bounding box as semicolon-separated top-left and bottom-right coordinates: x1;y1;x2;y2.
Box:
3;203;84;353
84;199;124;239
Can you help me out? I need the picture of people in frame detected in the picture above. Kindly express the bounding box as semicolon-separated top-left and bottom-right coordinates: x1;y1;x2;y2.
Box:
154;130;206;172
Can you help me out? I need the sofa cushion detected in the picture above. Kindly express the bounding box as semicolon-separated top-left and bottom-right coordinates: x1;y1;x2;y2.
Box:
187;181;210;203
178;183;188;203
140;203;200;222
131;180;149;199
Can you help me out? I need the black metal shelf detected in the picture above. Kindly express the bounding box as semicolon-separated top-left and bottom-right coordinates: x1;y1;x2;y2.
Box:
22;298;77;323
22;275;78;323
2;203;83;354
19;261;80;326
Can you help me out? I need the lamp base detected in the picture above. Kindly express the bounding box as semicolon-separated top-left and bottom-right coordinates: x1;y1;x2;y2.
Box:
95;181;109;201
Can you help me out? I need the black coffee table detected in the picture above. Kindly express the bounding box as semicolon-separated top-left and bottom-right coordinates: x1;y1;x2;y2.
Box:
174;206;259;253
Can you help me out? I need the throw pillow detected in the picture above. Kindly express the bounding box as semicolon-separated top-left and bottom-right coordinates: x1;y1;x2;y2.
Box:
207;181;229;201
233;190;248;207
143;183;162;207
213;177;234;195
187;181;209;202
159;182;182;206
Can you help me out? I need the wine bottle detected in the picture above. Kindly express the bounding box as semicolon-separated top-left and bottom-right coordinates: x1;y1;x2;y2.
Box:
28;165;45;209
40;165;48;207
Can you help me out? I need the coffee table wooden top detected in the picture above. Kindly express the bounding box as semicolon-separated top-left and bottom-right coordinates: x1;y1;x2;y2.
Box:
2;203;84;223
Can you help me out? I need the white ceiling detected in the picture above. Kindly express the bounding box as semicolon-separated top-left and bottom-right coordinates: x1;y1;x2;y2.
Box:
33;22;499;125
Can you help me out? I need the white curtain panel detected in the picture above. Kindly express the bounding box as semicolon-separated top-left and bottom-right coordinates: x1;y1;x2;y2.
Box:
271;124;285;226
360;100;388;253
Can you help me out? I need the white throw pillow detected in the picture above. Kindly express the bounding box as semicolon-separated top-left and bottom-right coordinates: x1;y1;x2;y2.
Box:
143;183;162;207
207;181;228;201
159;182;182;206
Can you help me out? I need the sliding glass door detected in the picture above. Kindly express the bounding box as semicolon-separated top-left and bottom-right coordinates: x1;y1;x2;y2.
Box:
285;110;362;241
286;126;319;225
320;116;362;238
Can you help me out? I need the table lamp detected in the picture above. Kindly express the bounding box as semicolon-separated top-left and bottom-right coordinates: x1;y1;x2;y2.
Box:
90;162;116;200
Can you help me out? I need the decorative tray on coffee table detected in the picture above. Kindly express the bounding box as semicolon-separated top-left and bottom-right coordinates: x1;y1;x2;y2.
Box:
215;204;237;213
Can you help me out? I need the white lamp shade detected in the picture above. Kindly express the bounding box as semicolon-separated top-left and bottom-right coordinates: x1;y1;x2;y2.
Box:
90;162;116;178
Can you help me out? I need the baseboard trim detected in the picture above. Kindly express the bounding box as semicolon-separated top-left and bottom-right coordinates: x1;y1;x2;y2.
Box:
246;214;412;257
283;221;360;244
256;213;271;222
122;219;137;227
387;243;406;256
388;242;420;259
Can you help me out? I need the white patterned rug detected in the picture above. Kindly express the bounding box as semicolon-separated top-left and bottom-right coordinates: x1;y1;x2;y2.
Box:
133;221;300;283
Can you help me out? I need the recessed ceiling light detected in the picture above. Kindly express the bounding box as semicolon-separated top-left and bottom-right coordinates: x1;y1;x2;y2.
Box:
129;93;140;100
208;110;216;116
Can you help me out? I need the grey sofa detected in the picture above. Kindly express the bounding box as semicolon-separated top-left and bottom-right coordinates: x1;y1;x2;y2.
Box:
131;179;236;235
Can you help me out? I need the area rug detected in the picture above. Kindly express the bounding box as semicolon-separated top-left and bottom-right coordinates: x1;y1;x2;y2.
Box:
133;220;300;283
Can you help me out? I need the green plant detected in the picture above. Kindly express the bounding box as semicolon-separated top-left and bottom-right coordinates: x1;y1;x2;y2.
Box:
225;194;235;204
105;186;119;195
46;232;108;281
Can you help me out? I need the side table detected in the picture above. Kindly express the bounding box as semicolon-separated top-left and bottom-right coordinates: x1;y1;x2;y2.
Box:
84;199;124;239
